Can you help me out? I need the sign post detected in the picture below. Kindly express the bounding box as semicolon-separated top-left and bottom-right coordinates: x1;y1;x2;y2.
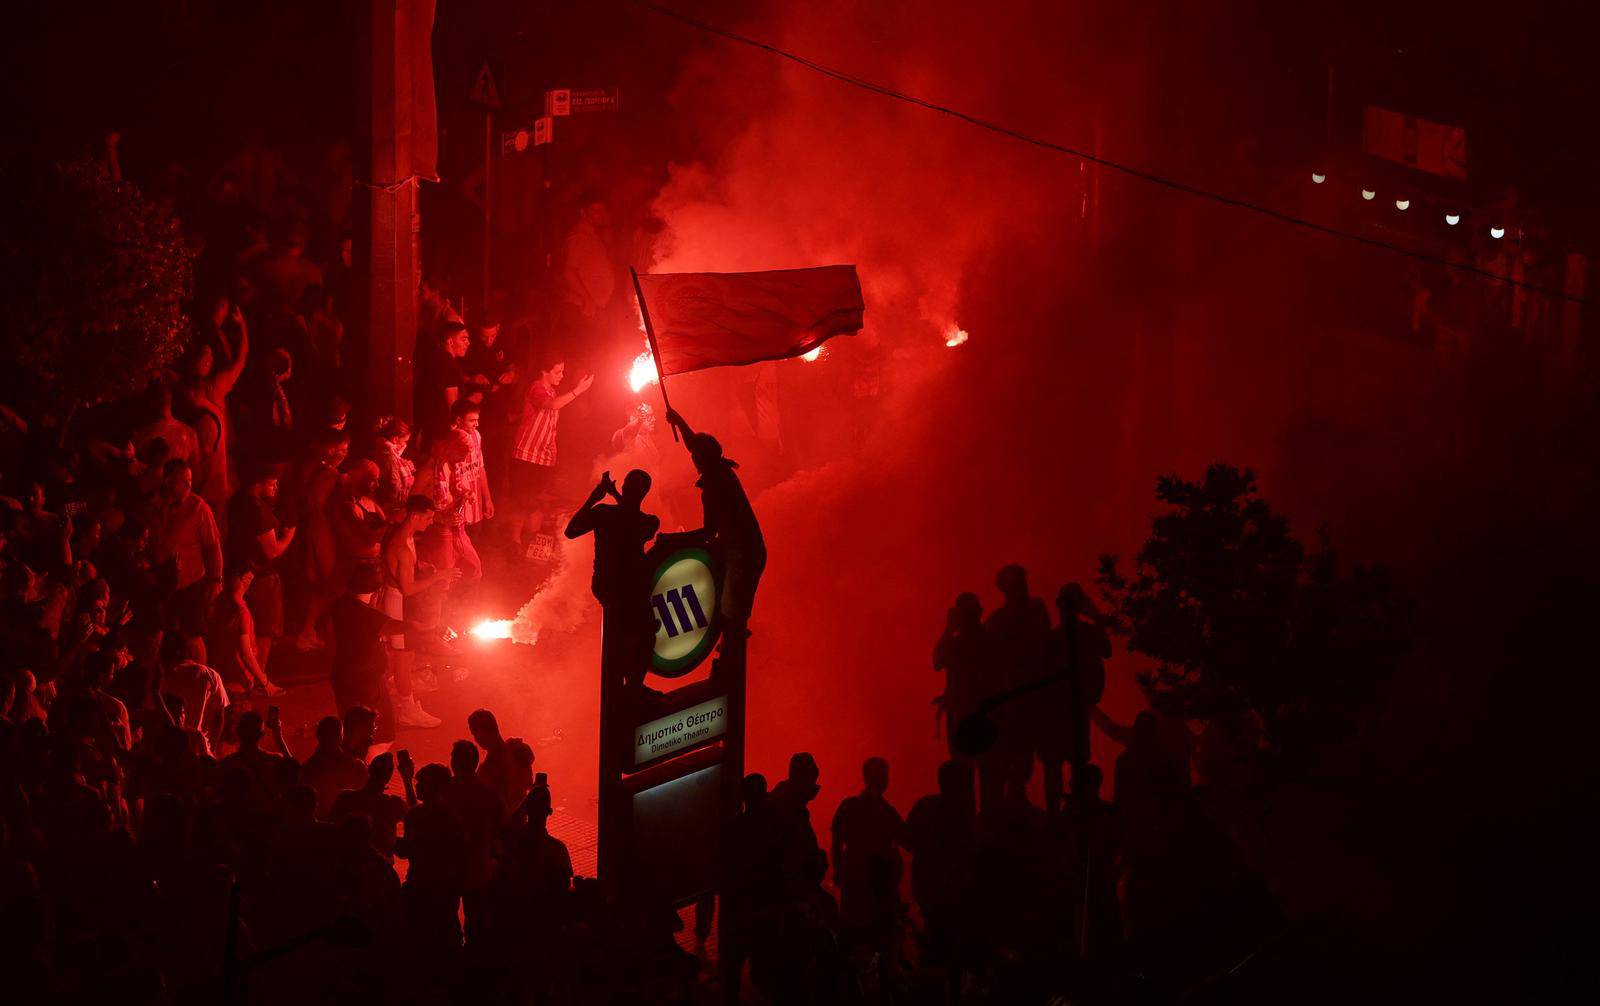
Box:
596;534;746;948
468;62;501;314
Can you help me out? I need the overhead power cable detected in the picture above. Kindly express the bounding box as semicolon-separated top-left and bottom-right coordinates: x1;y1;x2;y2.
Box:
622;0;1588;307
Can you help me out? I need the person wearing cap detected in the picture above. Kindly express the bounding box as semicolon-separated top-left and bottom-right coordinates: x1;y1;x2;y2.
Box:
663;409;766;634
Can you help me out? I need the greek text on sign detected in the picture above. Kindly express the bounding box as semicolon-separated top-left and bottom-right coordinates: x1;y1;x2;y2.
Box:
571;87;620;113
635;696;728;767
651;547;719;675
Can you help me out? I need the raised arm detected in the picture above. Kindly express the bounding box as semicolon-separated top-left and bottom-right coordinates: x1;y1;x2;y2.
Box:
563;474;615;539
664;408;698;442
214;306;250;395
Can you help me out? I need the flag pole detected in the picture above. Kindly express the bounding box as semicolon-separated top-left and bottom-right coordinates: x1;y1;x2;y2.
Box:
630;266;678;441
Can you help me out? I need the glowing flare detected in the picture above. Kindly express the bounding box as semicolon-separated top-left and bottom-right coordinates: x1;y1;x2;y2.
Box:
1490;226;1506;239
1445;213;1460;226
801;346;824;362
628;350;659;392
944;325;969;348
470;619;514;641
1361;189;1376;201
1394;198;1410;211
1310;172;1326;184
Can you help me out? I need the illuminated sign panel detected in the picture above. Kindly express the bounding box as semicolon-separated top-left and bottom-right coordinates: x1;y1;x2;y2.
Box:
634;695;729;768
650;547;720;676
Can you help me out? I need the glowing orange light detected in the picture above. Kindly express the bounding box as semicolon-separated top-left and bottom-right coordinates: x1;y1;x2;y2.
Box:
470;619;514;641
628;350;659;392
944;325;969;348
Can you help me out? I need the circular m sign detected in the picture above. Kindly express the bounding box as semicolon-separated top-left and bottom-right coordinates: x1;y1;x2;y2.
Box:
649;546;721;677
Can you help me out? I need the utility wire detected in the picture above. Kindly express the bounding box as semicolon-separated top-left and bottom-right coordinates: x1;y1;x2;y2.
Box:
622;0;1589;307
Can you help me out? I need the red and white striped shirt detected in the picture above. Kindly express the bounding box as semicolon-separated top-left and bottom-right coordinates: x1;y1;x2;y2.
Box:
512;382;559;467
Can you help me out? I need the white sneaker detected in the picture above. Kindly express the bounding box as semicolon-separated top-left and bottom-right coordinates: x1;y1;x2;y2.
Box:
396;697;441;729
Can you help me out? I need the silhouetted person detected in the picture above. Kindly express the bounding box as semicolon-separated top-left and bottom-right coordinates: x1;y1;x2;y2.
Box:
1038;582;1111;815
491;773;571;995
830;757;906;975
664;408;765;637
443;739;504;947
331;752;407;860
766;752;825;900
722;773;773;994
904;759;982;980
565;469;659;685
934;592;986;759
754;753;847;1005
468;708;520;817
980;564;1050;812
397;763;468;959
298;715;365;820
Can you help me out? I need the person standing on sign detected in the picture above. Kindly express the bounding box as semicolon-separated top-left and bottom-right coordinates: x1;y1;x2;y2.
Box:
663;409;766;636
564;469;660;684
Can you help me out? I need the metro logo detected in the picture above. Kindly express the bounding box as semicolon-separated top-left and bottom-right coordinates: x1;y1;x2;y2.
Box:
652;583;708;638
648;547;721;677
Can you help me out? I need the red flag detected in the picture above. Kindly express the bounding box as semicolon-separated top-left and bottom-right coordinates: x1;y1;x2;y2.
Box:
635;266;865;376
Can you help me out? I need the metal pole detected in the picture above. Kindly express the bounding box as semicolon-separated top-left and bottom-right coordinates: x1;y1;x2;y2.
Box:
630;266;679;440
482;107;492;314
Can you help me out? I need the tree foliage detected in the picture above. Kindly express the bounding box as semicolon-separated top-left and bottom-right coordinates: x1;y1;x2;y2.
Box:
1097;464;1410;764
0;156;195;409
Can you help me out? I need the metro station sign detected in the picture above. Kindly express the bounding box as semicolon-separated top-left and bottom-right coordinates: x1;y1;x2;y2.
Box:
649;545;721;677
634;695;729;768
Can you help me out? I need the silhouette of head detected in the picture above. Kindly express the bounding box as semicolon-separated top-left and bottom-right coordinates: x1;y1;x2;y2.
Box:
788;751;820;787
862;757;889;794
953;591;982;627
468;708;502;747
996;564;1029;602
450;739;480;778
785;752;820;803
937;759;976;809
621;469;652;503
416;763;451;802
367;753;395;787
687;433;726;470
315;716;342;749
236;711;263;749
526;777;553;820
1057;582;1089;616
343;705;378;750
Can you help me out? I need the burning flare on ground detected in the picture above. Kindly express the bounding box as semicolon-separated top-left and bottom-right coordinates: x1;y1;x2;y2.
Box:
470;619;514;641
628;349;660;392
944;324;970;348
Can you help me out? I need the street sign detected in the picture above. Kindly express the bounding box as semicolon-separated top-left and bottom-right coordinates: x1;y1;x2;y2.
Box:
469;62;501;110
648;545;721;677
570;87;620;114
544;88;571;117
634;694;729;768
500;117;554;157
